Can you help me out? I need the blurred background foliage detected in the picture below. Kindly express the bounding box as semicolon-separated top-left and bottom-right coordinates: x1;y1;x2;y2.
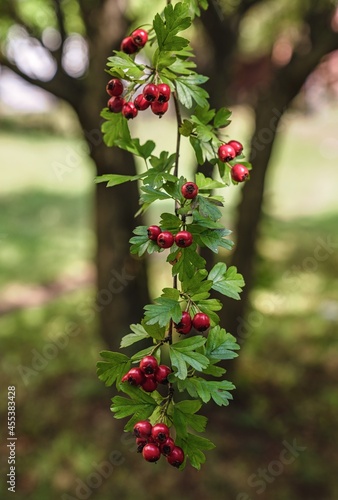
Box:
1;0;338;499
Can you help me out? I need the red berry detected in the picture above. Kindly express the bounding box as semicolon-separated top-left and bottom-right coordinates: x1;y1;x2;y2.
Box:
134;94;151;111
181;182;199;199
107;96;125;113
157;232;174;249
175;311;192;335
231;164;250;183
151;100;169;117
141;376;158;393
124;367;145;386
122;102;138;120
106;78;124;97
121;36;138;54
175;231;193;248
131;28;148;47
142;443;161;463
227;140;243;156
143;83;159;102
155;365;171;384
218;144;236;162
133;420;152;438
192;312;210;332
136;437;147;452
160;437;175;456
147;225;161;241
157;83;171;103
140;356;158;375
151;423;170;443
167;446;185;467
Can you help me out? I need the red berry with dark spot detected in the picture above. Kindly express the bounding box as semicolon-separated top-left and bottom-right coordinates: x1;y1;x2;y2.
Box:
227;140;243;156
142;443;161;463
167;446;185;467
157;232;174;249
157;83;171;103
231;164;250;183
134;94;151;111
155;365;171;384
106;78;124;97
133;420;152;438
131;28;148;47
151;100;169;117
147;225;161;241
181;182;199;199
122;102;138;120
107;96;125;113
124;367;145;386
192;312;210;332
218;143;236;162
136;437;147;452
141;376;158;393
175;231;193;248
160;437;176;456
175;311;192;335
140;356;158;375
151;423;170;443
121;36;138;54
143;84;159;102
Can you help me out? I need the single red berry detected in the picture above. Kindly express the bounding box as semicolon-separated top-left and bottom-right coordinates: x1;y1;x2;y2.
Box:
181;182;199;199
175;231;193;248
140;356;158;375
147;225;161;241
133;420;152;438
134;94;151;111
218;143;236;162
160;437;176;456
136;437;147;452
175;311;192;335
131;28;148;47
231;164;250;183
227;140;243;156
157;232;174;249
122;102;138;120
151;423;170;443
151;100;169;117
106;78;124;97
107;96;125;113
167;446;185;468
121;36;138;54
125;367;145;386
192;312;210;332
142;443;161;463
155;365;171;384
141;376;158;393
157;83;171;103
143;83;159;102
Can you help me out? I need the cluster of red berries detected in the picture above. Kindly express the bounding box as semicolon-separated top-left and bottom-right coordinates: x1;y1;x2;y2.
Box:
175;311;210;334
218;140;249;182
122;356;171;393
134;420;184;467
106;28;171;119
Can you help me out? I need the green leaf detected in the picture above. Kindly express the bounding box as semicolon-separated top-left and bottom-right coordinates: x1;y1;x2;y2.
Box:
197;195;223;221
141;319;167;341
197;228;233;253
205;325;240;360
140;185;172;204
172;400;207;438
179;119;195;137
194;298;222;325
176;432;215;470
177;377;235;406
120;324;150;348
195;172;225;190
214;107;232;128
159;213;182;232
95;173;141;187
202;364;226;377
170;337;209;379
209;263;245;300
97;351;131;387
111;384;157;431
172;245;206;281
181;269;211;297
129;226;160;257
175;74;209;109
153;3;191;53
144;289;182;327
131;347;161;364
106;51;145;80
115;138;156;160
101;110;131;147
